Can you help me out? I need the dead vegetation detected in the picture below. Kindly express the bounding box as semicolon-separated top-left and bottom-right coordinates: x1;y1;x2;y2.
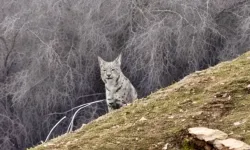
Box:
29;51;250;150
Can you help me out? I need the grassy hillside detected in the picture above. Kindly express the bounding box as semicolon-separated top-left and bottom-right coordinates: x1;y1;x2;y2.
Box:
30;51;250;150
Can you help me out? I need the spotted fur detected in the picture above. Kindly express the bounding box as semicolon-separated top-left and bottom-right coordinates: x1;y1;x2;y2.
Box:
98;54;137;112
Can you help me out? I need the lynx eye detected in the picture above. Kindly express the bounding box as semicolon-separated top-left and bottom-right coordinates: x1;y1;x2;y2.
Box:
111;69;115;71
103;69;106;72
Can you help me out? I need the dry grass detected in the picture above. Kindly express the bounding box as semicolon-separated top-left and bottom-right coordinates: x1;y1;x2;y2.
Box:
30;51;250;150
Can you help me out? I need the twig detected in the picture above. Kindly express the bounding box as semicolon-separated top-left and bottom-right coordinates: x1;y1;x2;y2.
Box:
28;29;51;48
49;99;105;115
67;99;105;133
45;116;66;142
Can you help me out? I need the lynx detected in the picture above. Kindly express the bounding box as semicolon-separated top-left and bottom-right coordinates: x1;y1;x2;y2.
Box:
98;54;137;112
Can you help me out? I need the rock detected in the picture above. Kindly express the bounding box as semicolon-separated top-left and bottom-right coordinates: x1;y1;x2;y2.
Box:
139;117;147;122
162;143;169;150
188;127;250;150
230;134;244;141
234;122;242;126
188;127;228;142
233;119;247;126
246;85;250;93
214;138;250;150
222;93;229;98
168;115;174;119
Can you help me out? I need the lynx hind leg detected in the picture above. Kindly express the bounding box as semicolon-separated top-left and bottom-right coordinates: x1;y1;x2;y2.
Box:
107;100;114;112
108;105;114;112
134;91;138;100
131;87;138;101
107;100;124;112
107;103;120;112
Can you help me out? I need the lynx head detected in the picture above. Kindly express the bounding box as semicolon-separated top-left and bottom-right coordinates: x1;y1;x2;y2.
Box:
98;54;122;83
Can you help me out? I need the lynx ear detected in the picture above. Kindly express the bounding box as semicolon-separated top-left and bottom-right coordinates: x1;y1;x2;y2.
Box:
115;54;122;66
98;56;105;66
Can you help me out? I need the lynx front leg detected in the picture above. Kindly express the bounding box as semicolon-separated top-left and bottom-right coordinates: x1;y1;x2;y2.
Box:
106;90;114;112
107;104;114;112
106;98;114;112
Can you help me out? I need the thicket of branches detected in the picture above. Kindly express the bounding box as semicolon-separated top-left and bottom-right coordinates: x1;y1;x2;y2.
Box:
0;0;249;149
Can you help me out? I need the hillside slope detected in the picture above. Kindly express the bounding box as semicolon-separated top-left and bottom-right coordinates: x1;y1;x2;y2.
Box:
30;51;250;150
